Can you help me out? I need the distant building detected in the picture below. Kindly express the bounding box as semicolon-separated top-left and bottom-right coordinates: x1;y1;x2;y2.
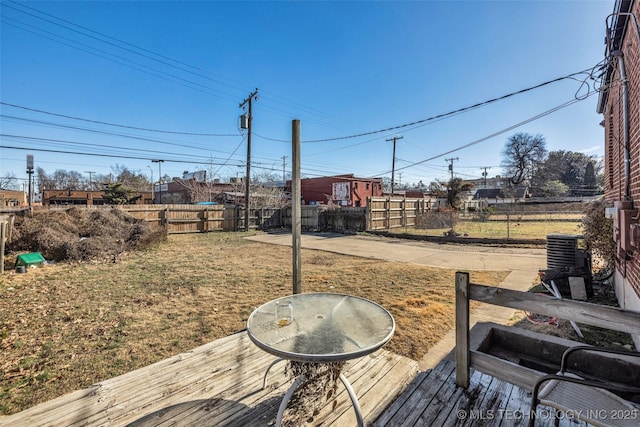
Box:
288;174;383;207
0;190;26;207
473;187;529;202
467;176;508;190
158;180;236;204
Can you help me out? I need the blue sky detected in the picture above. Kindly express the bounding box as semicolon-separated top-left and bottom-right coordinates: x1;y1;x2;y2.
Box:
1;0;614;189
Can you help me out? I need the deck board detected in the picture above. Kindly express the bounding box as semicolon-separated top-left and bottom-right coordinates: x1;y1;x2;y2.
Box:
3;332;595;427
0;332;418;427
373;359;589;427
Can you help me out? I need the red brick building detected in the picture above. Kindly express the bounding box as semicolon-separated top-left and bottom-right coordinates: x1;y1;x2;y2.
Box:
597;0;640;342
288;174;383;207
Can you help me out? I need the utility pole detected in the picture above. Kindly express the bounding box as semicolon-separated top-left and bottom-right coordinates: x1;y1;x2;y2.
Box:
239;88;258;232
26;155;34;207
147;166;154;203
152;160;164;204
282;155;287;184
445;157;459;181
386;136;403;195
480;166;491;187
84;171;95;190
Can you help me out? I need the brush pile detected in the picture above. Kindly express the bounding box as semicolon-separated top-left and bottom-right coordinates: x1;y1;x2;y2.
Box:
8;207;165;262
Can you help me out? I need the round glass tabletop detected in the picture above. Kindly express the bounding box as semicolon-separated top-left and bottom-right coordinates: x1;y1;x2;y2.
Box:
246;293;395;362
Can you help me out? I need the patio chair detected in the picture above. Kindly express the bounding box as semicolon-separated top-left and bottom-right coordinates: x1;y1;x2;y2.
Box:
529;346;640;427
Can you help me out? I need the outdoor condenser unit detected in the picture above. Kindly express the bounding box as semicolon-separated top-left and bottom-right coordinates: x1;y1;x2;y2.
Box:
546;234;589;270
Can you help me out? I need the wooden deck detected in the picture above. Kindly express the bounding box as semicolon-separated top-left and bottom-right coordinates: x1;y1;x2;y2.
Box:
374;359;588;427
1;330;592;427
0;331;418;426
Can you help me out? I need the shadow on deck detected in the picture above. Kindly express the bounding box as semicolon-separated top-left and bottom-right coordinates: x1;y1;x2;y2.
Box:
1;328;600;427
1;331;418;426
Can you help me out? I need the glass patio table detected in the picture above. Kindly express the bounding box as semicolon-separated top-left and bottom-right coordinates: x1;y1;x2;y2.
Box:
246;292;395;427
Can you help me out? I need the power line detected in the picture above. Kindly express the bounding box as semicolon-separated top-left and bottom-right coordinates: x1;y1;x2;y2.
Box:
0;133;231;161
250;66;600;145
393;91;599;175
0;114;241;155
2;2;344;128
0;102;237;136
0;145;242;166
298;68;596;143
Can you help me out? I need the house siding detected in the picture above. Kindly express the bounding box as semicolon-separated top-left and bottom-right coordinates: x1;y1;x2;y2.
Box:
600;0;640;343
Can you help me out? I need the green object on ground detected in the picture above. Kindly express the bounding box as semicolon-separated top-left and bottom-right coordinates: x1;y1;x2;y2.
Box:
16;252;45;267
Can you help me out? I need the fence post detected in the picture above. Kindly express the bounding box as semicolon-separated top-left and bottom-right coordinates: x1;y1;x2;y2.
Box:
385;197;391;230
455;271;470;388
162;207;169;232
0;219;6;274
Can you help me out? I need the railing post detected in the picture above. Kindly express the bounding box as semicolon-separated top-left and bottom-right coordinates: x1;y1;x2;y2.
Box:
455;271;470;388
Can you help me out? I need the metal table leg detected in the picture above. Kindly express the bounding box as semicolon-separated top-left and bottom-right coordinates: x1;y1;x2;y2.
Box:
276;375;306;427
339;372;364;427
262;358;286;389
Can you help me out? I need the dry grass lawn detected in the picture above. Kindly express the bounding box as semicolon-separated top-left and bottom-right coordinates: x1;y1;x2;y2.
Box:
403;219;583;240
0;232;507;415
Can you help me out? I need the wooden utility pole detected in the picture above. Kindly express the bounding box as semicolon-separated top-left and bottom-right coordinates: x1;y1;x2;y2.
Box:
281;156;287;184
445;157;459;181
480;166;491;187
386;136;403;195
84;171;95;190
292;120;301;294
152;160;164;204
239;89;259;232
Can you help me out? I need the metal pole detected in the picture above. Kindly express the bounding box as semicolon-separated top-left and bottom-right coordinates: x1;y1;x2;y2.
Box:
27;171;33;207
292;120;301;294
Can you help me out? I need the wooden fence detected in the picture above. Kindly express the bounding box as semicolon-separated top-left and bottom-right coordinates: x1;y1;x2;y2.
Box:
120;205;286;234
1;197;586;235
454;271;640;390
366;197;437;231
124;205;370;234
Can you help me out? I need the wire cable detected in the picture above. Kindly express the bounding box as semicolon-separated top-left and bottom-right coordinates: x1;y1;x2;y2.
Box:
0;102;238;136
391;91;599;175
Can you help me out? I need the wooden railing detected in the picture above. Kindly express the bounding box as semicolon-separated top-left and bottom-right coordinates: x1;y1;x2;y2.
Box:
454;271;640;390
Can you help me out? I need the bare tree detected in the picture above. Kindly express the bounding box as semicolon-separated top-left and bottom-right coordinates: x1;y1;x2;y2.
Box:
112;165;150;192
0;173;20;190
501;133;547;186
175;179;211;203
